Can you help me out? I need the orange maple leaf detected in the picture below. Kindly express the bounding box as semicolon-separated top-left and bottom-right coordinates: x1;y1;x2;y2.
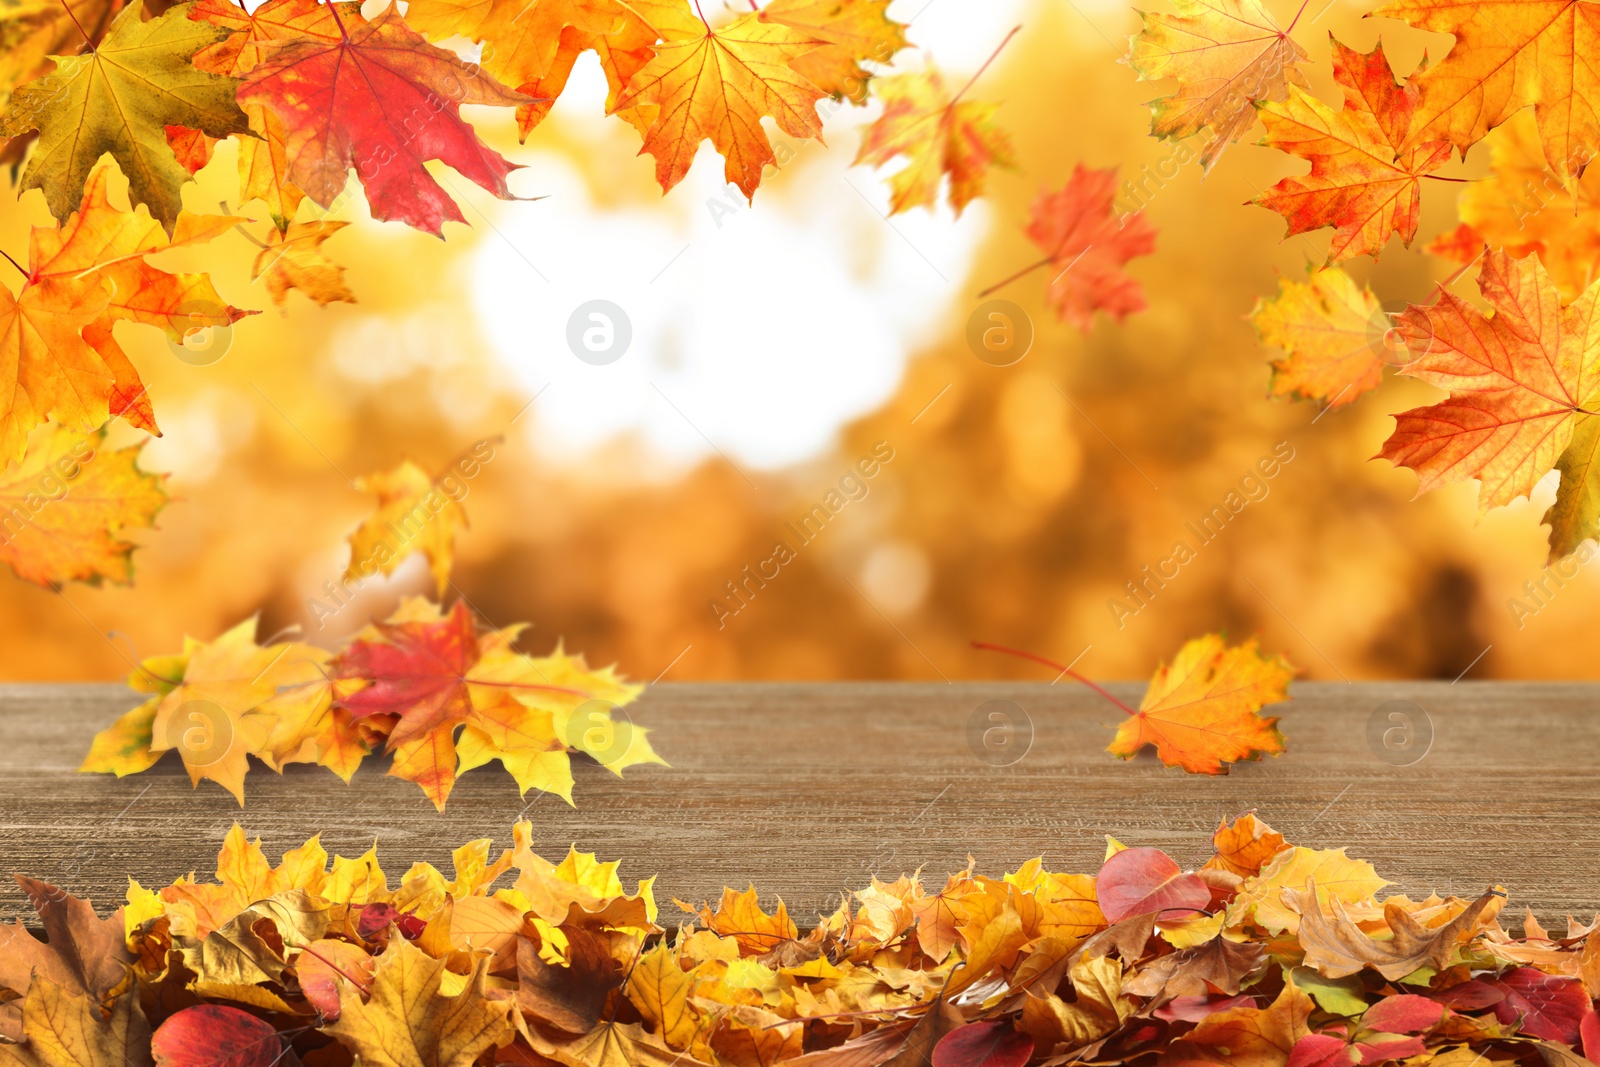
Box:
973;636;1292;774
758;0;908;104
0;423;167;588
235;4;533;235
1254;39;1454;263
1015;164;1157;332
1378;250;1600;560
403;0;660;141
1370;0;1600;179
853;60;1015;216
611;2;828;200
1127;0;1310;171
1251;265;1386;409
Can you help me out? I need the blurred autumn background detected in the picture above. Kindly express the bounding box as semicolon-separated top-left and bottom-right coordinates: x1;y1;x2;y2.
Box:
0;0;1588;684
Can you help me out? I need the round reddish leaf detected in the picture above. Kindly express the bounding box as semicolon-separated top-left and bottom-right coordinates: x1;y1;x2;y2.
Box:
932;1020;1033;1067
357;901;398;940
1488;967;1590;1044
1095;846;1211;923
1359;993;1444;1035
1287;1033;1357;1067
152;1006;281;1067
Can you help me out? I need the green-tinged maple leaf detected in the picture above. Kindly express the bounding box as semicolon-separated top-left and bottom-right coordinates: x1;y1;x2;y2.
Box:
0;2;251;233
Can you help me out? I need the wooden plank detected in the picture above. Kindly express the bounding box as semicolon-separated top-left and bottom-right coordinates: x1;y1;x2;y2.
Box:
0;681;1595;924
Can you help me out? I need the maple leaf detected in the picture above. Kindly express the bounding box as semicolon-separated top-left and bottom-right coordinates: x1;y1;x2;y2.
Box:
324;936;514;1067
1168;975;1314;1066
1107;634;1294;775
0;983;151;1067
691;886;798;955
1126;0;1310;171
0;0;123;131
0;422;165;587
759;0;908;103
1425;110;1600;304
1016;163;1157;331
1376;249;1600;560
235;4;532;235
1230;845;1389;934
627;944;704;1050
1292;886;1503;980
0;2;251;233
0;164;250;461
402;0;659;141
346;458;469;597
142;618;327;803
1254;39;1454;262
1205;813;1291;879
854;64;1014;216
252;220;355;307
1369;0;1600;179
1251;266;1385;409
518;926;624;1034
610;2;828;200
0;878;132;1041
187;0;358;228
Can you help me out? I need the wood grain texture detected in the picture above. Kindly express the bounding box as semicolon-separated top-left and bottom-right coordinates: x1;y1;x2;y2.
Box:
0;681;1594;925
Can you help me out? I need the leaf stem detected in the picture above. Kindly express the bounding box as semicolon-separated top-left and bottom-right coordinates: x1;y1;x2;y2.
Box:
57;0;94;49
0;249;29;281
949;25;1022;109
970;640;1139;716
977;254;1053;298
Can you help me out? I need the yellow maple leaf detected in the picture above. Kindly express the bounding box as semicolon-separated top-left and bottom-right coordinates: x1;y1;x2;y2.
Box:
854;65;1015;216
1126;0;1310;171
0;2;252;232
324;936;514;1067
346;459;470;597
758;0;907;103
253;221;356;308
611;2;828;199
1252;266;1386;410
0;423;165;587
1229;845;1390;934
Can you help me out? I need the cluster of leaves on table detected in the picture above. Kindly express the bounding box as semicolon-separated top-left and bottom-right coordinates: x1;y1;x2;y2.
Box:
77;445;663;809
2;813;1597;1067
1130;0;1600;560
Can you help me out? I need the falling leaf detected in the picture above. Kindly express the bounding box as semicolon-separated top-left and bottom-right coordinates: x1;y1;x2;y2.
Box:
1126;0;1310;171
0;423;166;587
1020;163;1157;331
1376;249;1600;561
0;2;251;232
1252;266;1385;409
236;4;532;235
346;458;469;596
1254;39;1453;262
1107;633;1294;774
854;65;1014;216
252;220;355;307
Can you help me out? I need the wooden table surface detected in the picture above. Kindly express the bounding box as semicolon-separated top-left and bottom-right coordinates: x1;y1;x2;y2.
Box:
0;681;1594;925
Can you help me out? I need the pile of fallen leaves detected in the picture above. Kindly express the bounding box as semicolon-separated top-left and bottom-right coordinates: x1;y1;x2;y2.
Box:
2;814;1595;1067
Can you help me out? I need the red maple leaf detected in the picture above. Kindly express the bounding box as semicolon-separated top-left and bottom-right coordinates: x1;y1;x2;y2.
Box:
235;4;532;235
335;599;481;748
985;164;1157;333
